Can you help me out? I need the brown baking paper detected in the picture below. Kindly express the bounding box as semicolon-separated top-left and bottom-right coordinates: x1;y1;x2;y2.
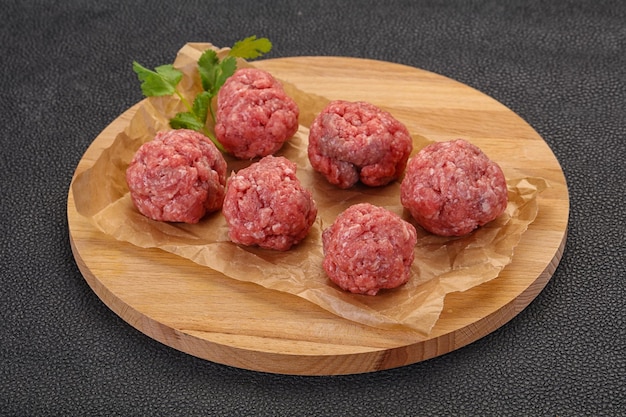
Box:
72;43;548;335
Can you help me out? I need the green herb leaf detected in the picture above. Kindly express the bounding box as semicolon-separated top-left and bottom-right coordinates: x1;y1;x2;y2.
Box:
215;56;237;91
132;61;183;97
197;51;238;96
169;112;205;131
197;50;220;92
229;36;272;59
192;91;212;125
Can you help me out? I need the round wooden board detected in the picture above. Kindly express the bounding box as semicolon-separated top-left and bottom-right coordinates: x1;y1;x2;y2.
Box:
67;56;569;375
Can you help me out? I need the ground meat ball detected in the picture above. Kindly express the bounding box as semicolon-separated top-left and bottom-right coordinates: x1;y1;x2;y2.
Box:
308;100;413;189
215;68;299;159
322;203;417;296
400;139;508;236
126;129;227;223
222;155;317;251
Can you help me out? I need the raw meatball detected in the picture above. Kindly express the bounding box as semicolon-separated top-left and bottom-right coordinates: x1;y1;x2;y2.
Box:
322;203;417;296
308;100;413;189
126;129;227;223
222;155;317;251
400;139;508;237
215;68;299;159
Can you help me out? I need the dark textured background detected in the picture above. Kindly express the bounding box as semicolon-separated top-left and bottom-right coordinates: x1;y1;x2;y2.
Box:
2;0;625;415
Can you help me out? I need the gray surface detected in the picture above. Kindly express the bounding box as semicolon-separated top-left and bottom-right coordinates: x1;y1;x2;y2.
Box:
2;0;625;415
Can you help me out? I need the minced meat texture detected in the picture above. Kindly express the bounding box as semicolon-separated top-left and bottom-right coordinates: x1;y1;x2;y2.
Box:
322;203;417;295
308;100;413;189
125;129;227;223
222;155;317;251
215;68;299;159
400;139;508;236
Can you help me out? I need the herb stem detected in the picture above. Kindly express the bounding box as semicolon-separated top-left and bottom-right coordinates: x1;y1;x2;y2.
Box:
174;90;194;114
208;104;217;125
203;127;226;153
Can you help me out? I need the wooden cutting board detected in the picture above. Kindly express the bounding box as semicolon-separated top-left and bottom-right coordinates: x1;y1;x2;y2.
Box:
67;56;569;375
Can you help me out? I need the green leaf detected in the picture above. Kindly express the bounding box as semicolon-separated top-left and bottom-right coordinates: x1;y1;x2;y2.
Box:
229;36;272;60
213;56;237;93
197;50;220;92
170;112;205;131
192;92;212;124
132;61;182;97
197;51;238;96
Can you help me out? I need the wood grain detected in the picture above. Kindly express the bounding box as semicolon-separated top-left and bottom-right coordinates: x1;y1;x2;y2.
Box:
67;56;569;375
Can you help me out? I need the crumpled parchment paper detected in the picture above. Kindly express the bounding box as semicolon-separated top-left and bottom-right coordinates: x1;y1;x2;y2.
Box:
72;43;547;335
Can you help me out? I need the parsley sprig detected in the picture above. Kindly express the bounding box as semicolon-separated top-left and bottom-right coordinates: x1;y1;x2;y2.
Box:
132;36;273;152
